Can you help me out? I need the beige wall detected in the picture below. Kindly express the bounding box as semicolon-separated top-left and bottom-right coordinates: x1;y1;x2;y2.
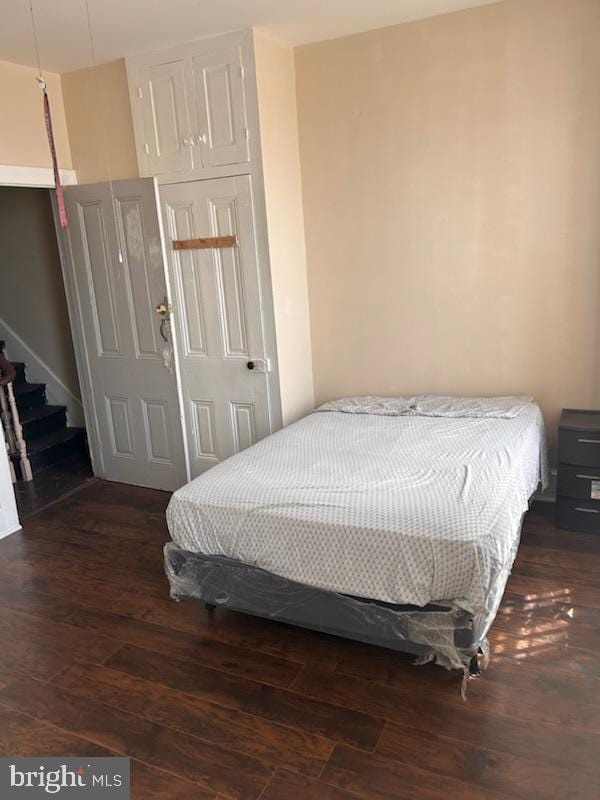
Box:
0;187;80;397
295;0;600;457
0;60;71;169
254;31;314;424
61;59;139;184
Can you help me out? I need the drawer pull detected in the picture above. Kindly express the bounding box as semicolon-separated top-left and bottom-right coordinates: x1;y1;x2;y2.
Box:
576;438;600;444
576;474;600;481
574;507;600;514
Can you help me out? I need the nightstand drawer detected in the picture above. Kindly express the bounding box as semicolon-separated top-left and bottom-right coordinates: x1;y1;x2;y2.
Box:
556;497;600;533
558;428;600;467
557;465;600;500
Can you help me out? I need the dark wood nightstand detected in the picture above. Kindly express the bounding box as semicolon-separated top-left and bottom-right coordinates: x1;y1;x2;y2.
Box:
556;409;600;533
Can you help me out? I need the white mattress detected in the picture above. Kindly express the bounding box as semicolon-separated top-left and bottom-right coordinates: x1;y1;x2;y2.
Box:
167;397;548;616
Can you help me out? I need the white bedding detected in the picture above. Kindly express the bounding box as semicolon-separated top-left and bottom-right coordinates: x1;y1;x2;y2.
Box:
167;397;548;616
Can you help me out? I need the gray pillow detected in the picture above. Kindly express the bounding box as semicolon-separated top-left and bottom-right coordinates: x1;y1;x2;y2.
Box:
414;395;533;418
317;395;416;416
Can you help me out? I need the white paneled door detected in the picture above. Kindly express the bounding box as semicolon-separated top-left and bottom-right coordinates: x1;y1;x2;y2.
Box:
161;176;271;478
63;179;187;491
141;59;195;177
190;43;249;168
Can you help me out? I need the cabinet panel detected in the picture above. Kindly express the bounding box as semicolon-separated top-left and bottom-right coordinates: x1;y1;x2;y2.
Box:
141;60;194;176
191;47;249;168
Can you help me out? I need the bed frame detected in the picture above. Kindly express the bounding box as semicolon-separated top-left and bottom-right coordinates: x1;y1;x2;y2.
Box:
164;544;487;676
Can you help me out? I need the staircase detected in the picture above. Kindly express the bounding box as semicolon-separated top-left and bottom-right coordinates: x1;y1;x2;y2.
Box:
0;341;88;479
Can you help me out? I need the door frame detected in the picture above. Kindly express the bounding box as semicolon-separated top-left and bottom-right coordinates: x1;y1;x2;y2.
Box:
0;171;193;494
0;170;105;482
0;167;79;534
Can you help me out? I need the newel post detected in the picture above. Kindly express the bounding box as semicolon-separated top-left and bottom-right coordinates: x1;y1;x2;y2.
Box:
5;382;33;482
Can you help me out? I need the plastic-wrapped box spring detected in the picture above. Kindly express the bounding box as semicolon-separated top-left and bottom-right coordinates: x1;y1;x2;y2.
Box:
164;543;488;680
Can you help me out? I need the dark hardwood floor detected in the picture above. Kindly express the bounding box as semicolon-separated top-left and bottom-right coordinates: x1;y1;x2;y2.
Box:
13;452;94;519
0;481;598;799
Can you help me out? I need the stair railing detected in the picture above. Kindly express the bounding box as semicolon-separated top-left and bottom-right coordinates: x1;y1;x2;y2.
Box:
0;352;33;482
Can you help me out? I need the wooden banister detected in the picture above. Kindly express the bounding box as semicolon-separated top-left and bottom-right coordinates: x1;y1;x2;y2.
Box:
0;352;16;386
0;351;32;481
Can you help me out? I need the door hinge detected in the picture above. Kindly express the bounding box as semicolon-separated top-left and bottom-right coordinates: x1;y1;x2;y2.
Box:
137;86;143;99
240;65;245;80
244;127;249;141
144;143;150;155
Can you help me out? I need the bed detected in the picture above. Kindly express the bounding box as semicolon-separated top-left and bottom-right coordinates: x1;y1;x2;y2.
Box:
164;395;548;688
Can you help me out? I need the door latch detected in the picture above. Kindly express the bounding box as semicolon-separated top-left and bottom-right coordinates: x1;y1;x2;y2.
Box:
246;358;271;373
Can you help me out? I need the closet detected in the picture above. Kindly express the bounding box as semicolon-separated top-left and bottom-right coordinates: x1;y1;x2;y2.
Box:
60;30;312;490
127;34;251;178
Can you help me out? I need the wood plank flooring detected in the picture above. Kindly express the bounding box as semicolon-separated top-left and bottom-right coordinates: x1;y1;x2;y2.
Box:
0;481;598;799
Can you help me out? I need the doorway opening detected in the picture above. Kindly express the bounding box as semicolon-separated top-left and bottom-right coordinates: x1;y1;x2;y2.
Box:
0;185;92;519
0;168;282;527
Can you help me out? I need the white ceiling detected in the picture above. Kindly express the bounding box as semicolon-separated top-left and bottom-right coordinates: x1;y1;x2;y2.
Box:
2;0;501;74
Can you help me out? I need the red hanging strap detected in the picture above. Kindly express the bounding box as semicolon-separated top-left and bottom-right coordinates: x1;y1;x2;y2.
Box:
40;79;68;228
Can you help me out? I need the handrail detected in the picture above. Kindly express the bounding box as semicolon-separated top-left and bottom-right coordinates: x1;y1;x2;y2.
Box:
0;352;16;386
0;351;32;481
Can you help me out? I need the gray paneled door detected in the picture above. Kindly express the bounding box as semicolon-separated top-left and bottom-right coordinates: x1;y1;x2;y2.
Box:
161;176;271;478
63;178;187;491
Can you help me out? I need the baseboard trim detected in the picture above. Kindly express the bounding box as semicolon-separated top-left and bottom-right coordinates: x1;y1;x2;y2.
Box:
0;316;84;427
0;521;21;540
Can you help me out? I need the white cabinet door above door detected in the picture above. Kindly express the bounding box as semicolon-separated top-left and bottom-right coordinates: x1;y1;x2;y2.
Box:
161;176;272;477
135;59;195;177
191;45;250;168
127;32;253;181
63;179;187;491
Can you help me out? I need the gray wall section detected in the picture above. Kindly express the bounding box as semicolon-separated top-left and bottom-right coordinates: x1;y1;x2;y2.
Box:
0;187;80;399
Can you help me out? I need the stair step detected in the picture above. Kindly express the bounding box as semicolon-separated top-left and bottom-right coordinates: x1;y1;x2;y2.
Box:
27;426;86;454
20;404;67;439
12;427;88;474
12;382;46;412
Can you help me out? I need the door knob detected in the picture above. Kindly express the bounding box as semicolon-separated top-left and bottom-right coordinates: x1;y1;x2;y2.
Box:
156;297;172;342
247;361;255;370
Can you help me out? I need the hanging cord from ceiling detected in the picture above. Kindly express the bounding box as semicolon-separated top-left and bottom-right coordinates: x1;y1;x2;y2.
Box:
27;0;43;81
83;0;123;263
28;0;69;228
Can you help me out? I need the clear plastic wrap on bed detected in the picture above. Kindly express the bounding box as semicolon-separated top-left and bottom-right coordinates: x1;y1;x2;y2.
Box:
164;542;491;688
